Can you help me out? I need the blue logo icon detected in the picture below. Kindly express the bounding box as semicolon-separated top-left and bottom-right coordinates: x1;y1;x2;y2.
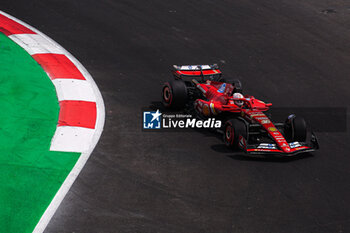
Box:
217;83;226;93
143;110;162;129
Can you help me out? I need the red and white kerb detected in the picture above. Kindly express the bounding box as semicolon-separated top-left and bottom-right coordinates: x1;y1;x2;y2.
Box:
0;10;105;233
0;12;104;153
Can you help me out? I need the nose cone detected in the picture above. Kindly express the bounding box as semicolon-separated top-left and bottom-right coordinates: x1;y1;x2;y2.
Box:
282;146;291;153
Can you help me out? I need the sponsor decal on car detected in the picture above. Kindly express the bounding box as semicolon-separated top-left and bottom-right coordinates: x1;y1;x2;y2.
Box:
210;102;218;115
268;127;277;132
289;142;302;148
250;113;265;117
175;65;212;70
217;83;226;93
257;143;277;149
274;136;286;143
261;119;271;124
255;117;269;121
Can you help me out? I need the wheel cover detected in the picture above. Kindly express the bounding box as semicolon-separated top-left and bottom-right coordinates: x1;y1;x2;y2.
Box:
225;125;234;145
163;86;172;103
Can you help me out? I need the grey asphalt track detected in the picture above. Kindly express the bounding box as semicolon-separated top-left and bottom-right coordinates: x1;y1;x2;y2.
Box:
3;1;350;232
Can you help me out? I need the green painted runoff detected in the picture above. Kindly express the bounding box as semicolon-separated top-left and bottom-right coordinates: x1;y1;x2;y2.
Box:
0;33;80;232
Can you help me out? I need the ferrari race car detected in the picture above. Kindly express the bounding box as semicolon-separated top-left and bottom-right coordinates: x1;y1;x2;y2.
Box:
161;64;319;156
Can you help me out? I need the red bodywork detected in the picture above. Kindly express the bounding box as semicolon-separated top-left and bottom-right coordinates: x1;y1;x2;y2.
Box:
193;80;312;154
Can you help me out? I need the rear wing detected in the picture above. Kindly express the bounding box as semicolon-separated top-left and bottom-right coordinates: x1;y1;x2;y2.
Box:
172;64;222;81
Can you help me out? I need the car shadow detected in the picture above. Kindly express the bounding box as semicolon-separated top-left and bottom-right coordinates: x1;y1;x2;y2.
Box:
228;152;314;163
211;144;314;162
149;101;169;112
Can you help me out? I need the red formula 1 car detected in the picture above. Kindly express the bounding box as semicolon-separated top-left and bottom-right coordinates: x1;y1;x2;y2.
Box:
161;64;319;156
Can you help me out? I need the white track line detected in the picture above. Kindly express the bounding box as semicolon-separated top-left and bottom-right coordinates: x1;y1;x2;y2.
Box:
0;10;105;233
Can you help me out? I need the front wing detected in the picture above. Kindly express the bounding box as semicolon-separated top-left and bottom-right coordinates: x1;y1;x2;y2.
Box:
239;132;319;156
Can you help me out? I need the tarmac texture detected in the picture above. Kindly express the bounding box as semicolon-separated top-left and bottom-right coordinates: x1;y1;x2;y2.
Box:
2;0;350;232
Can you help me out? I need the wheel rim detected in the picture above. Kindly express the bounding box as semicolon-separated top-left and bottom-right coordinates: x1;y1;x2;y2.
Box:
225;125;234;145
163;86;171;103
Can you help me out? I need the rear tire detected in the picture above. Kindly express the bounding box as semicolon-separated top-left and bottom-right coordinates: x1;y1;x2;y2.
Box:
223;119;247;149
162;80;188;109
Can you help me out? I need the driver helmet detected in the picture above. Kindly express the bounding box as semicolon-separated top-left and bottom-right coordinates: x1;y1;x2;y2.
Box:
232;92;244;106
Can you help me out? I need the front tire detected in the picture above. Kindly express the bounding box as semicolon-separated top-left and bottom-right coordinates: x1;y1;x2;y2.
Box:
223;119;247;149
284;115;307;142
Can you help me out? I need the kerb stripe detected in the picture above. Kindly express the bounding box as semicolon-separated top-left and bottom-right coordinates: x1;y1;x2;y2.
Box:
58;101;97;129
0;10;105;233
0;13;35;35
32;53;86;80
